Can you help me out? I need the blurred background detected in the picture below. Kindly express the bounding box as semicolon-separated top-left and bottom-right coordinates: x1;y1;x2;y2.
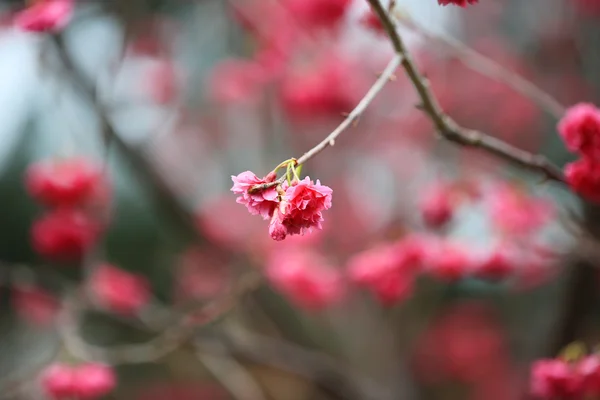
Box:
0;0;598;398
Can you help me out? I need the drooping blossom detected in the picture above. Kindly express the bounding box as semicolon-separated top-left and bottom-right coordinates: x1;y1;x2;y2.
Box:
267;249;343;311
25;158;110;209
565;158;600;204
558;103;600;159
14;0;73;32
269;177;333;241
88;264;151;315
31;209;101;261
231;171;279;219
530;359;582;399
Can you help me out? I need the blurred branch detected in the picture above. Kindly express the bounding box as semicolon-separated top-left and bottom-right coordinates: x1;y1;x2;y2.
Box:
195;340;268;400
47;33;211;247
209;328;393;400
397;16;566;119
367;0;566;184
57;272;262;365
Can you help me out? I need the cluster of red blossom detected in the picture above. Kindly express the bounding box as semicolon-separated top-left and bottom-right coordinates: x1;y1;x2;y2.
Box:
258;179;554;311
26;158;109;261
232;170;333;241
559;103;600;203
41;363;115;400
530;353;600;399
26;158;151;314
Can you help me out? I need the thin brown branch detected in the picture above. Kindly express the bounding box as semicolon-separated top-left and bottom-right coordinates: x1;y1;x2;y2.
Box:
366;0;566;183
296;54;402;166
397;16;566;119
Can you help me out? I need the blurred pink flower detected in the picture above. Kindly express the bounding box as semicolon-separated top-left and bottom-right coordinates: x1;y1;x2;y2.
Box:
209;59;265;104
488;184;554;235
89;264;151;315
75;363;116;399
347;241;420;306
530;359;582;399
14;0;73;32
267;249;343;311
565;158;600;204
558;103;600;159
12;284;59;326
25;157;110;209
31;209;101;262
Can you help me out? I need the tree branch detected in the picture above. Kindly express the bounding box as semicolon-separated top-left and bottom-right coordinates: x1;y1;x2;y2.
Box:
397;15;566;119
295;54;402;166
366;0;565;183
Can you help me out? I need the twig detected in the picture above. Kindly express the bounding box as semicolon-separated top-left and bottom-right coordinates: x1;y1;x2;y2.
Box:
366;0;566;183
296;54;402;166
248;55;400;192
57;273;262;365
397;16;566;119
195;340;268;400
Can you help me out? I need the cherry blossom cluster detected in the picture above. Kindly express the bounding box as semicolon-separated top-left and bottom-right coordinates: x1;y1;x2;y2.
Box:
41;363;116;400
26;158;110;262
231;166;332;241
13;0;73;32
558;103;600;203
25;158;151;314
530;351;600;399
258;178;556;312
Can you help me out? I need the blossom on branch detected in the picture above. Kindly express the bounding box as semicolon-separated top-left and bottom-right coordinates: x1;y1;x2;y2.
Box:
232;170;332;241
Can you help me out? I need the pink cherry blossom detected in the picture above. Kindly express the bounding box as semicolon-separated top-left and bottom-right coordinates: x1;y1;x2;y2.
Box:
558;103;600;159
267;249;343;311
75;363;117;399
487;184;554;235
41;363;76;399
231;171;279;219
565;158;600;204
419;183;454;228
88;264;151;315
530;359;582;399
278;177;333;237
14;0;73;33
425;240;473;282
